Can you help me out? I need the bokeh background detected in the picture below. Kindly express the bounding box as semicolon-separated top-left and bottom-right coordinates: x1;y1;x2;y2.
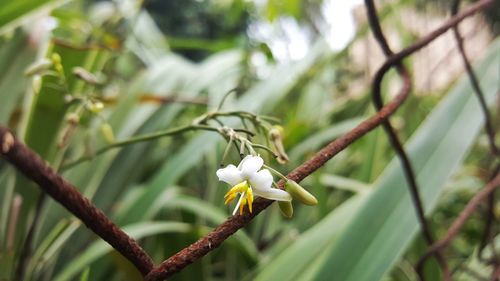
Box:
0;0;498;280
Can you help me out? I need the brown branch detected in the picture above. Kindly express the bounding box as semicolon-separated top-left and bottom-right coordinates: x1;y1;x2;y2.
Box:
491;265;500;281
0;127;155;276
416;174;500;276
144;77;411;280
363;1;450;279
144;3;493;279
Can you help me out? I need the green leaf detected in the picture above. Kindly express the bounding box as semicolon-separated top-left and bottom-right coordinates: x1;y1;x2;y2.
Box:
52;222;193;281
0;31;36;124
15;40;111;260
320;174;371;193
0;0;68;34
253;195;368;280
289;117;363;161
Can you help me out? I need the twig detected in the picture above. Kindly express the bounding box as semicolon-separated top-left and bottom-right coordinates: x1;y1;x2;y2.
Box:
491;265;500;281
101;95;208;106
451;0;499;157
0;127;155;276
139;95;208;106
451;0;500;263
364;0;450;279
217;88;239;111
460;265;490;281
416;174;500;276
62;124;222;169
480;163;500;264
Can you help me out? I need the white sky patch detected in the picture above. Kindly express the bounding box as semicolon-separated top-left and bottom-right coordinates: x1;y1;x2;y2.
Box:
248;17;311;62
322;0;363;51
249;0;363;62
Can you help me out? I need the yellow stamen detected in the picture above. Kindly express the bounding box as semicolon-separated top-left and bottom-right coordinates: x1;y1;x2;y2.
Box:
224;193;237;205
239;197;247;215
224;181;249;205
246;188;254;213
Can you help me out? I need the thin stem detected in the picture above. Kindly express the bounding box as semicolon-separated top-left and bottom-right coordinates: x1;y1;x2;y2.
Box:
263;164;288;181
250;143;277;158
232;128;255;137
244;141;256;155
62;124;219;169
220;135;234;167
217;88;239;111
0;128;155;275
239;139;246;157
417;174;500;274
144;2;493;279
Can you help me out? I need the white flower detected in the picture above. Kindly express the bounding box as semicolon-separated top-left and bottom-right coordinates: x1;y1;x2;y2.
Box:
216;155;292;215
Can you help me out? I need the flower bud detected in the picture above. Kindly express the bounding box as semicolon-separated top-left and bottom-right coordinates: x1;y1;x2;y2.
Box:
51;53;64;74
87;101;104;113
58;113;80;148
285;180;318;206
269;125;289;164
72;67;101;85
100;123;115;143
278;201;293;218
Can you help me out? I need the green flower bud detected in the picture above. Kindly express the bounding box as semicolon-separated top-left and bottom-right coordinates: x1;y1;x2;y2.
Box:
87;101;104;113
285;180;318;206
278;201;293;218
51;53;64;74
100;123;115;144
51;53;61;65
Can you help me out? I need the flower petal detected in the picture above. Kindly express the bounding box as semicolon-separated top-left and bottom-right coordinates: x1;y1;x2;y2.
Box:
254;187;292;201
249;169;273;191
216;164;243;186
250;170;291;201
237;155;252;169
240;155;264;178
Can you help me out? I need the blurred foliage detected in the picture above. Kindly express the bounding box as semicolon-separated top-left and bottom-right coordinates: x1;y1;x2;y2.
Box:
0;1;498;281
416;0;500;34
143;0;251;60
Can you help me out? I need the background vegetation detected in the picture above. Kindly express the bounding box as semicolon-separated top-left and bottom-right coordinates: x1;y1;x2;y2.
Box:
0;0;498;280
